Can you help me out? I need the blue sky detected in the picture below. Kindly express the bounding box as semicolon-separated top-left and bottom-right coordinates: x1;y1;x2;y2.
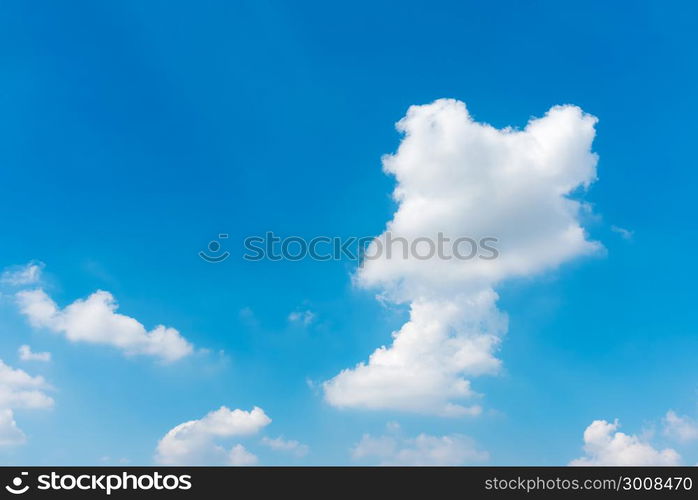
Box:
1;0;697;465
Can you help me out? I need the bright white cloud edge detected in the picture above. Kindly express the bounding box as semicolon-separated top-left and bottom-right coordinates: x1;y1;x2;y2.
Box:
16;288;193;362
663;410;698;444
261;436;309;458
570;419;680;466
155;406;271;465
0;359;54;448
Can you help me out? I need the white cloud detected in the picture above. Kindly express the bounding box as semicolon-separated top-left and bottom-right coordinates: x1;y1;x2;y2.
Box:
0;409;26;447
0;359;53;410
288;310;315;326
570;419;680;466
18;345;51;362
1;262;44;286
324;99;600;416
663;410;698;443
229;444;258;465
155;406;271;465
0;359;53;448
611;225;634;240
16;289;193;362
261;436;309;457
352;429;488;465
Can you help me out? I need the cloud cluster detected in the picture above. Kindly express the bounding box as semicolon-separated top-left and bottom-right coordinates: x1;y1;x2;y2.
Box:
352;426;487;465
570;419;680;466
155;406;271;465
16;289;193;362
0;359;54;447
324;99;600;416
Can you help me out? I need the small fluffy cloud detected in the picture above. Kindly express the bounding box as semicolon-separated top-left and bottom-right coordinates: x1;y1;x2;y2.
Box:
570;419;680;466
16;289;193;362
1;262;44;286
324;99;600;416
288;310;315;326
18;345;51;362
352;429;488;465
663;411;698;443
0;359;53;448
261;436;309;458
155;406;271;465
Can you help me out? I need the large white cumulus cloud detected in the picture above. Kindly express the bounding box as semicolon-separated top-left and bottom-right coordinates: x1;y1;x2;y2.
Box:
324;99;600;416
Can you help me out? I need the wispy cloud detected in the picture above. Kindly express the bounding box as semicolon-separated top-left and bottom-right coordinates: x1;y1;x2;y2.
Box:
352;423;487;465
663;410;698;443
1;262;44;286
288;310;315;326
611;225;634;240
18;345;51;362
238;307;259;327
